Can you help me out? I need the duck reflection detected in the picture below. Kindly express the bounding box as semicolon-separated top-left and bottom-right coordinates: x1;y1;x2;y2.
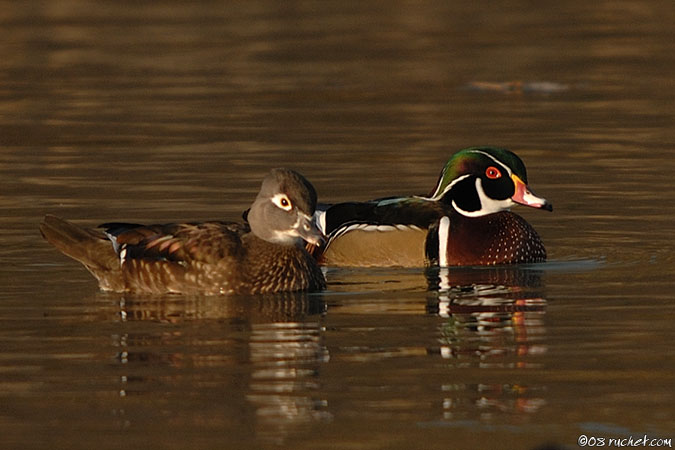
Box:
113;291;326;323
246;320;331;443
99;264;549;439
107;291;329;444
427;266;547;367
426;265;548;418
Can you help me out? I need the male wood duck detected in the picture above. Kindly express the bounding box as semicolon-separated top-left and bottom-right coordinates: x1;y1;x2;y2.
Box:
40;168;326;295
314;147;552;267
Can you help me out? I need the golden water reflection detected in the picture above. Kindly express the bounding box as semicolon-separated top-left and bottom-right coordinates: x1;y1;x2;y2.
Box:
106;272;549;442
247;321;331;444
429;267;548;419
429;266;547;368
112;293;329;443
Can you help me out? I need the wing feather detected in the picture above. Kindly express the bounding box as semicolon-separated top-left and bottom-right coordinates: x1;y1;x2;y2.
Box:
101;221;250;264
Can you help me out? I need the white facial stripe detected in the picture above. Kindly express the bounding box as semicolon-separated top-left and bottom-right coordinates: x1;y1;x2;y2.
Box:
427;166;450;199
427;173;472;201
452;178;513;217
429;151;512;201
467;149;513;176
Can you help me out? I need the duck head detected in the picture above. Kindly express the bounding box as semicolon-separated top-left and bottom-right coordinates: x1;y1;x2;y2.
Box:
247;168;324;246
427;147;552;217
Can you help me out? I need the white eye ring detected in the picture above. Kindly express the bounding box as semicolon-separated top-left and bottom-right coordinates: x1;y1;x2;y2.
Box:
271;193;293;211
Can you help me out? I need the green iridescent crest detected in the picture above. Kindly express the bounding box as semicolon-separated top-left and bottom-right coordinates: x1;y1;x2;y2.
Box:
427;147;528;200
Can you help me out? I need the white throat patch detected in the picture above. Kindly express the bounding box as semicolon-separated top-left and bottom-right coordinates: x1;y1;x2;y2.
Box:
452;178;514;217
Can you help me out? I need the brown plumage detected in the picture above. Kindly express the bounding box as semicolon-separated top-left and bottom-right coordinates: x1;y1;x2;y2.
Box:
40;169;326;295
425;211;546;266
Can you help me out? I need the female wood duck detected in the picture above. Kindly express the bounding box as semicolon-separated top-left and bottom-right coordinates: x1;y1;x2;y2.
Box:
314;147;552;267
40;168;326;295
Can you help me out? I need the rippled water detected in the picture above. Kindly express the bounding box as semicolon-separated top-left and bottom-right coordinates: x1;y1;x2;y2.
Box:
1;1;674;449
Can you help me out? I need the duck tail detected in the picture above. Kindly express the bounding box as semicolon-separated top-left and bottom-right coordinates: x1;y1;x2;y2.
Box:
40;215;120;275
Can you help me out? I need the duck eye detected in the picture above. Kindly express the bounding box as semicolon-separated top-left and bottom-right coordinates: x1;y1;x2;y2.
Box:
272;194;293;211
485;166;502;179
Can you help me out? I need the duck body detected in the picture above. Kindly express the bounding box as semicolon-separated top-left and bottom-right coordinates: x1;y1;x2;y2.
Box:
424;209;546;266
41;169;326;295
315;197;441;267
315;147;551;268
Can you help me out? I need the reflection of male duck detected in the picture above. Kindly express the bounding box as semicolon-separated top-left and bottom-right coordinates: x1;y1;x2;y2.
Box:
429;266;547;371
433;283;548;419
313;147;551;267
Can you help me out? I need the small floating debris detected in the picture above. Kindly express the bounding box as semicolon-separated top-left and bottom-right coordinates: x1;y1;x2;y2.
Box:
466;81;569;94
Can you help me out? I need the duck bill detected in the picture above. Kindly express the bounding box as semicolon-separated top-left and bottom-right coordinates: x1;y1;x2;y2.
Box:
511;174;553;211
294;213;326;247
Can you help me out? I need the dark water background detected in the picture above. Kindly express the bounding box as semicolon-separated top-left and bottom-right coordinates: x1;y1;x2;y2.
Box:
1;1;674;449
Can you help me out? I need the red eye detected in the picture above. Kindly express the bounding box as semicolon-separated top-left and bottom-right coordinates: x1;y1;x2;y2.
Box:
485;166;502;179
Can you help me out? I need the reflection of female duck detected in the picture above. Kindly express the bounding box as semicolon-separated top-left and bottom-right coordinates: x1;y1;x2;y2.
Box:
108;291;330;442
113;291;326;323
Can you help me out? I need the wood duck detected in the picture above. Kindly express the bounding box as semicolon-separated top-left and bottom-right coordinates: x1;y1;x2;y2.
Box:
40;168;326;295
313;147;552;267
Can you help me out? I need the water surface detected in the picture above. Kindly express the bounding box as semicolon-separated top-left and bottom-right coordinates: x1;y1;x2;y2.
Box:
1;1;674;449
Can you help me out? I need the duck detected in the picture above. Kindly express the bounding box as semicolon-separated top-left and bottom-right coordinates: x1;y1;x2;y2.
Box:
40;168;326;295
313;147;552;267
